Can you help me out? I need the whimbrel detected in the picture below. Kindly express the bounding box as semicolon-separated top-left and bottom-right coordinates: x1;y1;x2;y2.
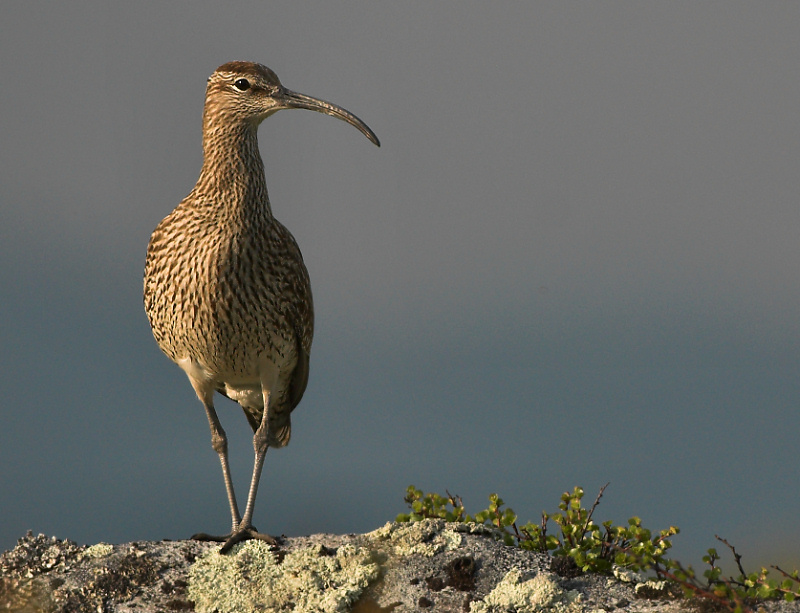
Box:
143;61;379;553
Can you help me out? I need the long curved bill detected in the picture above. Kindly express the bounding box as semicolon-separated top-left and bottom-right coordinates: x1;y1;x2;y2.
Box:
282;89;380;147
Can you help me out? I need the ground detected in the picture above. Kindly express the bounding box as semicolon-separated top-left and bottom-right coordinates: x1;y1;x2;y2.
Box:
2;522;799;613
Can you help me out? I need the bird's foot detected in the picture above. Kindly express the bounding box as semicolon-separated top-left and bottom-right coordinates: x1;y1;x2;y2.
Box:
191;526;279;554
220;526;279;554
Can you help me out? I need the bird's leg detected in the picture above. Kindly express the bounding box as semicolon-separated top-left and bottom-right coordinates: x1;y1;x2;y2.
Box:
240;417;268;529
185;379;243;542
218;391;277;553
202;398;242;532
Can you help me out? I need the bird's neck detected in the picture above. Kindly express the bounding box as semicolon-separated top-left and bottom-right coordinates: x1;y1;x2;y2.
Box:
195;121;273;218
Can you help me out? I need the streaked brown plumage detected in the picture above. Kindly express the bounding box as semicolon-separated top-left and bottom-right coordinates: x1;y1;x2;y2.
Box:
143;61;379;552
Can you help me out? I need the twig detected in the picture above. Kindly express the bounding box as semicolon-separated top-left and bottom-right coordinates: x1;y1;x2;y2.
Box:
771;565;800;585
540;511;550;553
446;490;464;520
716;535;747;578
579;482;609;542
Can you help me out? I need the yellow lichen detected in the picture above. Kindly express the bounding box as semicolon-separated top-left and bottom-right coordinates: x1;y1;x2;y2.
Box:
80;543;114;559
187;541;379;613
368;519;462;557
470;569;582;613
612;566;643;583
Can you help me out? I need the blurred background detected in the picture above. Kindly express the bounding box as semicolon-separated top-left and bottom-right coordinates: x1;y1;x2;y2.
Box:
2;2;798;573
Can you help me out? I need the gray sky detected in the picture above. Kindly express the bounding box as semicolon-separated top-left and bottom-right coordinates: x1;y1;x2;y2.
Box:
2;2;799;572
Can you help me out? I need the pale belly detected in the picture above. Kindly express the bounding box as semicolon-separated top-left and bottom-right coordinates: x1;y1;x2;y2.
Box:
177;340;296;411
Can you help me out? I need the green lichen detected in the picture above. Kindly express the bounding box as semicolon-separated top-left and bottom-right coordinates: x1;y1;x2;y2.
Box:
368;519;462;557
469;569;582;613
187;541;379;613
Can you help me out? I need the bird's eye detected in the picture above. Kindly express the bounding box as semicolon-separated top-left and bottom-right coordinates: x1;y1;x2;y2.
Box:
233;78;251;91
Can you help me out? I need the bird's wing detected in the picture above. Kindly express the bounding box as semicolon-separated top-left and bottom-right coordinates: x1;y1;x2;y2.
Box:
288;341;309;412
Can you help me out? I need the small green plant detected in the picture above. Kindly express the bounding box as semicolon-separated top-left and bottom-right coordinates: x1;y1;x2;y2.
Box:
396;487;469;523
396;484;800;613
398;483;676;573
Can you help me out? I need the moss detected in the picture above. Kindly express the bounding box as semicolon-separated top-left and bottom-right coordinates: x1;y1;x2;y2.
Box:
469;569;582;613
187;541;379;613
368;519;462;557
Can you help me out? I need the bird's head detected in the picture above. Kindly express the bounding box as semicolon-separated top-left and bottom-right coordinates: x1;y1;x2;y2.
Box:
204;61;380;146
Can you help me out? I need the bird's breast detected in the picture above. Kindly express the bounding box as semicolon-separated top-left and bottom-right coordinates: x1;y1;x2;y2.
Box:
144;208;312;379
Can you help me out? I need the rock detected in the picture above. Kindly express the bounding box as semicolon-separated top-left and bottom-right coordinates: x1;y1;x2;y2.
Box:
1;522;799;612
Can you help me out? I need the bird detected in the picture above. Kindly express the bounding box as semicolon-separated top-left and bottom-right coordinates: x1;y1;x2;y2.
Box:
143;61;379;553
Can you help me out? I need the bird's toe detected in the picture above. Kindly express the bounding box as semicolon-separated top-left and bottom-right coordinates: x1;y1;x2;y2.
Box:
218;526;279;554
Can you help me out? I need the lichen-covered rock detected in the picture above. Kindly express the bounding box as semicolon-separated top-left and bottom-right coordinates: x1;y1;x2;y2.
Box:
633;578;674;600
187;541;379;613
612;567;643;584
0;531;83;577
3;526;800;613
469;569;582;613
81;543;115;560
368;519;463;557
0;532;206;612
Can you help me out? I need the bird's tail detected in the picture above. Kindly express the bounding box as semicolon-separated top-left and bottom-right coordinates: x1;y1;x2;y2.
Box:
268;410;291;448
241;405;291;448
